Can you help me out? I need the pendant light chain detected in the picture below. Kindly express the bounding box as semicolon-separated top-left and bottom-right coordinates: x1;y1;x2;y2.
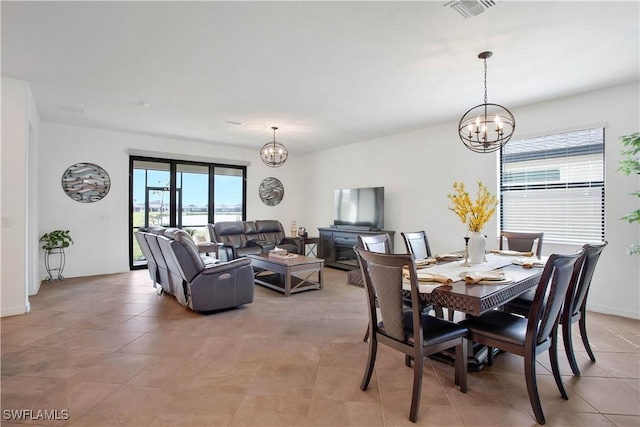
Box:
272;127;277;151
483;57;488;105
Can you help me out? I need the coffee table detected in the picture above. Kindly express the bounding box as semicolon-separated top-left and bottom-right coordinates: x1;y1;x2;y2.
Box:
247;254;324;296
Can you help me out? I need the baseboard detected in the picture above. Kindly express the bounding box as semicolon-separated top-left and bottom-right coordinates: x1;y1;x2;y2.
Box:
28;281;42;296
587;302;639;320
1;304;29;317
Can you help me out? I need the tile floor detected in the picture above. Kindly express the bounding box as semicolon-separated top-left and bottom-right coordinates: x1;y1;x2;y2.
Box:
1;268;639;426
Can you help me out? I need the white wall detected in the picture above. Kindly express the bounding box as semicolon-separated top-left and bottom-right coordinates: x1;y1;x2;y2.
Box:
297;82;640;319
1;77;40;316
37;123;304;279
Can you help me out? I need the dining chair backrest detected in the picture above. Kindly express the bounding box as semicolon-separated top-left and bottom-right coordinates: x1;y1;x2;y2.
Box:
565;241;608;321
529;250;585;345
355;248;414;342
401;231;432;260
500;231;544;258
358;233;392;254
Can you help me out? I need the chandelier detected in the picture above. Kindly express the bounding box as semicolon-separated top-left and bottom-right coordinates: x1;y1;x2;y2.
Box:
260;126;288;168
458;51;515;153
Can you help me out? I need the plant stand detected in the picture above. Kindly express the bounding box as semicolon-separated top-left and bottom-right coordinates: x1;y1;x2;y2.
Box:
44;247;66;281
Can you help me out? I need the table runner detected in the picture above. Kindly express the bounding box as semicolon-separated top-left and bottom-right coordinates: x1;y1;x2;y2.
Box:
402;253;519;294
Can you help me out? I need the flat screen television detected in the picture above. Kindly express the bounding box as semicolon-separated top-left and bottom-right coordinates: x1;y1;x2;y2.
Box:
334;186;384;230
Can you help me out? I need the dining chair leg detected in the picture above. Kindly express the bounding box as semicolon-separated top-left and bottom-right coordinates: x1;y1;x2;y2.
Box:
454;339;468;393
360;338;377;391
550;331;569;399
563;317;581;376
487;346;494;366
579;306;596;362
363;325;370;343
409;352;424;423
405;355;412;367
434;305;444;318
448;309;456;321
524;352;546;425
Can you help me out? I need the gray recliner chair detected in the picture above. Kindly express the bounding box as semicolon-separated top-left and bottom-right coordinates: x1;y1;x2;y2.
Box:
144;226;173;295
159;228;254;312
134;228;158;287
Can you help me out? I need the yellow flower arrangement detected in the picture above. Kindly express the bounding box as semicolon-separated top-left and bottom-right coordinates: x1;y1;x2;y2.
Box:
447;181;498;232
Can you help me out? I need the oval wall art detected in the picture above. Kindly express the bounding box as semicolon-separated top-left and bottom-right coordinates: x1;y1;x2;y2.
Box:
61;162;111;203
259;177;284;206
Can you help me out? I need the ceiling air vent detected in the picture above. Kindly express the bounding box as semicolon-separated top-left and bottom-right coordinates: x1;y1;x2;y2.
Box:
444;0;500;19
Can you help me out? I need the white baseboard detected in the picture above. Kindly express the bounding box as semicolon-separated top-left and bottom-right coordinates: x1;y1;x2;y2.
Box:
1;305;29;317
28;280;42;296
587;302;640;320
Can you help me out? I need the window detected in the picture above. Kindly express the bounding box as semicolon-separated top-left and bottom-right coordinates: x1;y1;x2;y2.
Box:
130;157;246;269
500;127;605;244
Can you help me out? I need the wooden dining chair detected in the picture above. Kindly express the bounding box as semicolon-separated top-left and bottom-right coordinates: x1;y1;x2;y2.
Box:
459;250;585;425
504;241;608;376
358;233;392;254
401;231;446;319
500;231;544;258
401;231;432;261
354;247;468;423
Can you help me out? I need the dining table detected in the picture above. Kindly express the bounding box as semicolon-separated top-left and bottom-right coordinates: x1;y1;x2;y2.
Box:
402;252;544;370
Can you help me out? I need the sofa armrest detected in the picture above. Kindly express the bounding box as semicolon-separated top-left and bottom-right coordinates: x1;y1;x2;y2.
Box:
217;243;236;261
281;236;304;254
200;257;252;275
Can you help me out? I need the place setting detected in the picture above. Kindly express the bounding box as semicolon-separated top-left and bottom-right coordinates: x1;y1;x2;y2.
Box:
414;257;438;267
401;266;453;294
459;269;513;285
434;253;465;262
512;256;548;269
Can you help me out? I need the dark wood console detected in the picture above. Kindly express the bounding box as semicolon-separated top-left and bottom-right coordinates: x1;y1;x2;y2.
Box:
318;227;396;270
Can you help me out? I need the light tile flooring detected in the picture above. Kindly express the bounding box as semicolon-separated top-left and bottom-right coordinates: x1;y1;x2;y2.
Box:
1;268;639;426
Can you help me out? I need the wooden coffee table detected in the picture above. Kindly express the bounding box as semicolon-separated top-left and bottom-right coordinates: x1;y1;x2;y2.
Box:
247;254;324;296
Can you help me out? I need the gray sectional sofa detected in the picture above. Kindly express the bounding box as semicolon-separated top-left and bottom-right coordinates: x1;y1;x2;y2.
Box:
135;226;254;312
207;220;303;260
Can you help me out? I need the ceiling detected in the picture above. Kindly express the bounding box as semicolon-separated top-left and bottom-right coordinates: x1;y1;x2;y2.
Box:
2;1;639;154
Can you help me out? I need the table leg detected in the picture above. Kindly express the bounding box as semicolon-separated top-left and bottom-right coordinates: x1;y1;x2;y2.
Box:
284;271;292;296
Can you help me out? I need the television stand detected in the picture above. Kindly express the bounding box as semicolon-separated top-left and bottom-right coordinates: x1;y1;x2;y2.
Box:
318;227;395;270
331;225;379;231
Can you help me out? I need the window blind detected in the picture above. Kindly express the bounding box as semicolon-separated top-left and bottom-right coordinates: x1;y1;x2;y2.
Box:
500;127;605;244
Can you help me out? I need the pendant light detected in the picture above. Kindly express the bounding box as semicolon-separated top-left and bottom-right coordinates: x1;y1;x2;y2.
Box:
260;126;288;168
458;51;515;153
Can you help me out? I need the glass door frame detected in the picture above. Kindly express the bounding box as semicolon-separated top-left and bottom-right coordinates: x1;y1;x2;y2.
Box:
129;155;247;270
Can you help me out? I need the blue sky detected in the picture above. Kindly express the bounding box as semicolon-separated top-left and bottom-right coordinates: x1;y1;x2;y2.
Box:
133;169;242;207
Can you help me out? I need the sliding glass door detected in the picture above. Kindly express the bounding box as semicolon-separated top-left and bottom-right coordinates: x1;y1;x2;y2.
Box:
130;157;246;269
214;167;244;223
176;163;209;243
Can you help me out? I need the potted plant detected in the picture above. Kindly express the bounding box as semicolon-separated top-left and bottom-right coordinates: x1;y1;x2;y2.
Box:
40;230;73;281
40;230;74;251
618;132;640;254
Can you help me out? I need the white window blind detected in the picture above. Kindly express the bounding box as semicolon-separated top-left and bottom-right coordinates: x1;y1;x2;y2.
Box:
500;127;605;244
